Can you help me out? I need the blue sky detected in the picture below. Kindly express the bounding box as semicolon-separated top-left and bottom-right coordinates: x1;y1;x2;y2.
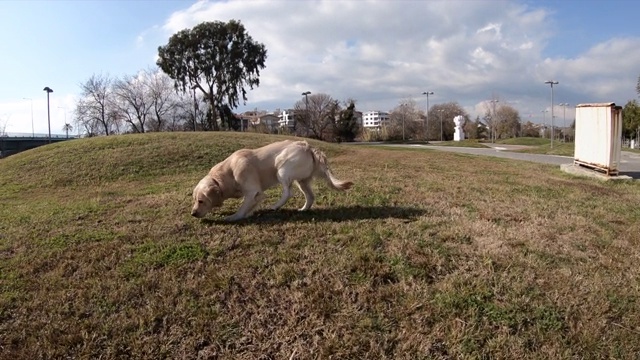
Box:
529;0;639;58
1;0;639;135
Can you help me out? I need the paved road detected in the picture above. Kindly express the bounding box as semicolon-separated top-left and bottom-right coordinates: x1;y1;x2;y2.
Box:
358;142;640;177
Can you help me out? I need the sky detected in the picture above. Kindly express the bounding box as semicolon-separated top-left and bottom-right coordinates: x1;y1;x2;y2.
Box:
1;0;639;136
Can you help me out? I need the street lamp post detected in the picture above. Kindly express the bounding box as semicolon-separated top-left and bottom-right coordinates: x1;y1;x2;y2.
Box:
400;103;406;142
541;109;548;139
542;109;547;136
422;91;433;142
489;100;499;142
23;97;34;138
544;80;559;149
438;109;444;141
302;91;311;133
43;87;53;143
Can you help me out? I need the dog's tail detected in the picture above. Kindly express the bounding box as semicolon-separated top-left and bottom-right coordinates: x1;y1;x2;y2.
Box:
308;144;353;191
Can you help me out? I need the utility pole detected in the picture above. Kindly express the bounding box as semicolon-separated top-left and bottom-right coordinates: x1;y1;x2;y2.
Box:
545;80;559;149
302;91;311;135
489;99;498;143
422;91;434;142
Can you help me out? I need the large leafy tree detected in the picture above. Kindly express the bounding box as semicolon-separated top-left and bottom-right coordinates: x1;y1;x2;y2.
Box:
495;104;522;138
622;99;640;141
427;102;469;141
156;20;267;131
335;100;360;142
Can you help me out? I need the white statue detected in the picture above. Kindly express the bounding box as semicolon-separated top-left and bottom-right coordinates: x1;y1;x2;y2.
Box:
453;115;465;141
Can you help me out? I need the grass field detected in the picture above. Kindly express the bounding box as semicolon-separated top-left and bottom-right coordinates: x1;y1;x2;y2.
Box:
497;137;551;146
427;139;489;148
513;142;575;157
1;132;640;359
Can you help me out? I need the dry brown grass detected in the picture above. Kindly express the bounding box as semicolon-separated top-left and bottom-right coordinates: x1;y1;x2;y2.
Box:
1;132;639;359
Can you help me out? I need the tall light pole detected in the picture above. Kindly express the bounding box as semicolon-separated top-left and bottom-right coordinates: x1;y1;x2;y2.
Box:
541;109;548;139
43;86;53;143
489;99;498;143
545;80;559;149
422;91;433;142
302;91;311;132
23;97;34;138
400;102;406;142
438;109;444;141
559;103;569;142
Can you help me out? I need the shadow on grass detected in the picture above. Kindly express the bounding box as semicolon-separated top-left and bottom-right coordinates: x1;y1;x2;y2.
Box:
201;205;427;226
620;171;640;180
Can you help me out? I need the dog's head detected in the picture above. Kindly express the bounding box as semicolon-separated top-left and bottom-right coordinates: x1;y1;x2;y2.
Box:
191;177;224;218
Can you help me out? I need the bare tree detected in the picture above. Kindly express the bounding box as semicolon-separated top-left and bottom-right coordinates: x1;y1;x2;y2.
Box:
147;69;178;131
521;121;540;138
0;116;7;136
464;115;486;140
112;73;152;133
482;98;500;142
0;116;7;157
389;99;422;141
495;104;522;138
293;93;339;141
75;73;120;136
172;89;208;131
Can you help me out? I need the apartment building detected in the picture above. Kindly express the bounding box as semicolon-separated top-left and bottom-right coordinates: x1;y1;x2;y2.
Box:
362;111;390;129
278;109;297;128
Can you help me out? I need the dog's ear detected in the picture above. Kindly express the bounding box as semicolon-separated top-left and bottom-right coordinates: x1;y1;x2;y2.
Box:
204;178;224;206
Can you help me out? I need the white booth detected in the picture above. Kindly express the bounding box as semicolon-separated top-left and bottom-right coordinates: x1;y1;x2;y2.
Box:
574;102;623;176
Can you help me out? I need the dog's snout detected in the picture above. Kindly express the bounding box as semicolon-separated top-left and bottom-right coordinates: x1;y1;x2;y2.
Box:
191;210;198;217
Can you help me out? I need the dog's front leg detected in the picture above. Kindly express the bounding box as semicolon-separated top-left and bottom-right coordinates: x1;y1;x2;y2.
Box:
225;191;263;221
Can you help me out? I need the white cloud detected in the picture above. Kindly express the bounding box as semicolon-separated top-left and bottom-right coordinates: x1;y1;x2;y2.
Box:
156;0;565;118
3;0;638;135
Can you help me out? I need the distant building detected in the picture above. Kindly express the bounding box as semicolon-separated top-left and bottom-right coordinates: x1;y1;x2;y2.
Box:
257;113;280;132
362;111;390;129
278;109;297;128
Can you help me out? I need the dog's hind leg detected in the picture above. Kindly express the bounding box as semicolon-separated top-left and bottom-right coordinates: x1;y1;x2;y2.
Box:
271;170;293;210
271;183;292;210
296;178;315;211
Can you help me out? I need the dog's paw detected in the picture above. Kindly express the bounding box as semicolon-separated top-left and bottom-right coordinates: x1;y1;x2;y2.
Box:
224;215;242;222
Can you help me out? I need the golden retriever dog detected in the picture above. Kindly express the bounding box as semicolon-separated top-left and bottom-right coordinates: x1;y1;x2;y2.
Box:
191;139;353;221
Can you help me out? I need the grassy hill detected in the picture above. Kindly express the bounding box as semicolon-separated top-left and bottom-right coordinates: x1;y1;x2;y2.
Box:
1;132;640;359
